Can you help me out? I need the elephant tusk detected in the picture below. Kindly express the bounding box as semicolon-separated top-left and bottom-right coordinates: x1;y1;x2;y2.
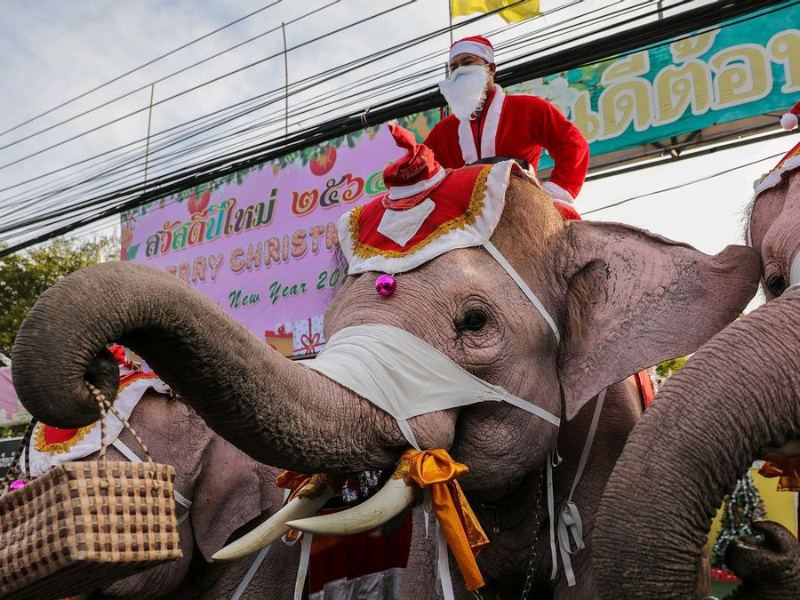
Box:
212;480;334;561
286;474;417;536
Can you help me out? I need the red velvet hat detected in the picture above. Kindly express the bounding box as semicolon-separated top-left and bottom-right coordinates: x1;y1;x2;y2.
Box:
754;99;800;198
382;124;448;209
781;100;800;131
450;35;495;64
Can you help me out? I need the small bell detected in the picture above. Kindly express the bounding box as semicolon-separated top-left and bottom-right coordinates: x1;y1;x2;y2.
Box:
375;274;397;297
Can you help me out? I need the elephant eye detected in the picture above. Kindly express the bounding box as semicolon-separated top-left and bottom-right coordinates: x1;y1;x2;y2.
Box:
456;308;489;333
766;274;786;297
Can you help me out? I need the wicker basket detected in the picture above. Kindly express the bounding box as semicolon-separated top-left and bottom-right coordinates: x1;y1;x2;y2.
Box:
0;382;182;599
0;460;181;599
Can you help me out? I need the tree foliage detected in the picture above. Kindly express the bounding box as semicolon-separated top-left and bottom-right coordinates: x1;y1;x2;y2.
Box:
0;237;118;358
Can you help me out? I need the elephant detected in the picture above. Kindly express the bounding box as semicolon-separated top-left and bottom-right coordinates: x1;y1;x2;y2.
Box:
593;155;800;598
11;164;761;599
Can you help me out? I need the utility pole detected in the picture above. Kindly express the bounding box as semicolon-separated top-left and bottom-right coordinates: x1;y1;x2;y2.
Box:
282;22;289;139
143;84;155;192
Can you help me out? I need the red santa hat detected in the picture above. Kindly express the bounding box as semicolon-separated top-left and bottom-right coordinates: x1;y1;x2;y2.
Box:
382;123;448;209
781;100;800;131
449;35;494;64
338;125;513;275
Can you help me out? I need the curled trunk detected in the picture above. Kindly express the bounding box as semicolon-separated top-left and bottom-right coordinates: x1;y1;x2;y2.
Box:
594;290;800;599
12;262;404;472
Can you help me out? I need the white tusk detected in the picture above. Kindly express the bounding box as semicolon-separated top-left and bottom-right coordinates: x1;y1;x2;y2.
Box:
286;476;416;536
212;485;333;561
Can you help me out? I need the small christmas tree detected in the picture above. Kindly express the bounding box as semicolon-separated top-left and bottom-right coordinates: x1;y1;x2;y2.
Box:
712;472;767;568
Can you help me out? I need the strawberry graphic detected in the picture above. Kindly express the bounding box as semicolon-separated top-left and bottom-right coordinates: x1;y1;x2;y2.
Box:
309;145;336;176
188;189;211;214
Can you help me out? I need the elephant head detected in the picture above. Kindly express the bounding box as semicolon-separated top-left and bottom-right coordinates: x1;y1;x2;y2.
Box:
12;152;759;596
594;144;800;599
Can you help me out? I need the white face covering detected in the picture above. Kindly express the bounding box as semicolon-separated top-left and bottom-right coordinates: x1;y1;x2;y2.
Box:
303;323;559;449
438;64;490;120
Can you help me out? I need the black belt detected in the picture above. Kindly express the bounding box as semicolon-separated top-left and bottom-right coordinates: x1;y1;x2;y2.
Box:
466;156;531;170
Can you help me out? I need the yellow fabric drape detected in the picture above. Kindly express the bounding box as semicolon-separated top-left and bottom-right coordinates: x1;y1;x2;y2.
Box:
400;448;489;591
450;0;540;24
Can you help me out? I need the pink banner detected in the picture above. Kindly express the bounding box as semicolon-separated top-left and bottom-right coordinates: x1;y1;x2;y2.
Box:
122;125;405;356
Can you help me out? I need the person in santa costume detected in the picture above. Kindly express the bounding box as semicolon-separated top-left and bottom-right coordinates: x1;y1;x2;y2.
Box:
424;34;590;204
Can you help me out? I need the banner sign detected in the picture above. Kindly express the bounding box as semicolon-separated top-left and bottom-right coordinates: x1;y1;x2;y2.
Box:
521;3;800;169
123;5;799;354
122;127;403;355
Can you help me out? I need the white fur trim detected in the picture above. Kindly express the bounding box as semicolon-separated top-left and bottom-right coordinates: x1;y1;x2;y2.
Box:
542;181;575;203
781;112;798;131
387;167;446;200
481;85;505;159
450;40;494;64
339;161;513;275
377;199;436;246
457;84;504;164
458;118;477;164
753;154;800;198
28;375;170;477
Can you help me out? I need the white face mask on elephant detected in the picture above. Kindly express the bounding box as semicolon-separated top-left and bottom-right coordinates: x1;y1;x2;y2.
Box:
302;157;581;597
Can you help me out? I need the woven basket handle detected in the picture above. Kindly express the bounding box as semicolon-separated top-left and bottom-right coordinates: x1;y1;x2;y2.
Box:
86;382;155;466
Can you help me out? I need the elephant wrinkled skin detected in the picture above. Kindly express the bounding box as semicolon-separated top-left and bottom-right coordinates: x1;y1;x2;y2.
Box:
595;165;800;600
12;172;760;598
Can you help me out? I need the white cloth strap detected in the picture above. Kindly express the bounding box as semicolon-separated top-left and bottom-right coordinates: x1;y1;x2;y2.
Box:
305;324;560;449
437;519;456;600
388;168;446;200
294;533;314;600
551;389;606;587
231;544;271;600
457;85;505;164
111;438;192;510
482;241;560;342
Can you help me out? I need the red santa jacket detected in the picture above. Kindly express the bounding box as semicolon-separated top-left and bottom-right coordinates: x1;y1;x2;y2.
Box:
424;85;589;201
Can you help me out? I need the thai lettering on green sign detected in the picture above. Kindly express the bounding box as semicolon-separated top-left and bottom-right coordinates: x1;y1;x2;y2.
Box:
511;4;800;168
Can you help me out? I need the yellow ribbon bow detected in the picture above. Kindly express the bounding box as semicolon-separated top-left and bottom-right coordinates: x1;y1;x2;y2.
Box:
759;454;800;491
399;448;489;592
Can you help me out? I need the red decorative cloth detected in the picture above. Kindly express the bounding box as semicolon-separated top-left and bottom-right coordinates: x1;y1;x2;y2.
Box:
381;123;447;208
424;87;590;200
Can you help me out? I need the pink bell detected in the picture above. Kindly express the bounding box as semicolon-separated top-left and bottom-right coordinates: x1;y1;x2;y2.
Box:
375;274;396;297
9;479;26;491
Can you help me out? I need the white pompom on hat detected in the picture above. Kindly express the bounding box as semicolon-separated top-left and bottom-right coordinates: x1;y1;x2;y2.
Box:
781;100;800;131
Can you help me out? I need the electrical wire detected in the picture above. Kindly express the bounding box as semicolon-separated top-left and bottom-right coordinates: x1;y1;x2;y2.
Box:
581;151;786;216
0;0;788;251
0;0;284;139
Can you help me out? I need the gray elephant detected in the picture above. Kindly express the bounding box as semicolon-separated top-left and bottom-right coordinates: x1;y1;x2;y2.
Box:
11;158;760;599
594;143;800;599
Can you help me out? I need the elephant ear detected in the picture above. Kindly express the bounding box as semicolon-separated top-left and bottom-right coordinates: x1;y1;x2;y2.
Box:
557;220;760;420
192;435;276;562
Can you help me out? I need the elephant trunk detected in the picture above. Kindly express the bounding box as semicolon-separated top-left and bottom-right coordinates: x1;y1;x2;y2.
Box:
594;290;800;600
12;262;405;472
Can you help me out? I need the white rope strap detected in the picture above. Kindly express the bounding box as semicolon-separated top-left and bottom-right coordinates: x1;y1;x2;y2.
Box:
482;241;561;342
230;544;271;600
111;438;192;511
552;389;606;587
294;533;314;600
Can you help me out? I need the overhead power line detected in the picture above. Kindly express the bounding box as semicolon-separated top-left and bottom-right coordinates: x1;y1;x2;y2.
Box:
0;0;284;139
0;0;790;255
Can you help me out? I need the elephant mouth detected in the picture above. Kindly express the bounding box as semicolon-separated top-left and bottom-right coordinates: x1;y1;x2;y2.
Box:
213;464;417;562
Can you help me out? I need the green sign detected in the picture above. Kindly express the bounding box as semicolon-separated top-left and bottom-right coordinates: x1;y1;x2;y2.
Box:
390;4;800;169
